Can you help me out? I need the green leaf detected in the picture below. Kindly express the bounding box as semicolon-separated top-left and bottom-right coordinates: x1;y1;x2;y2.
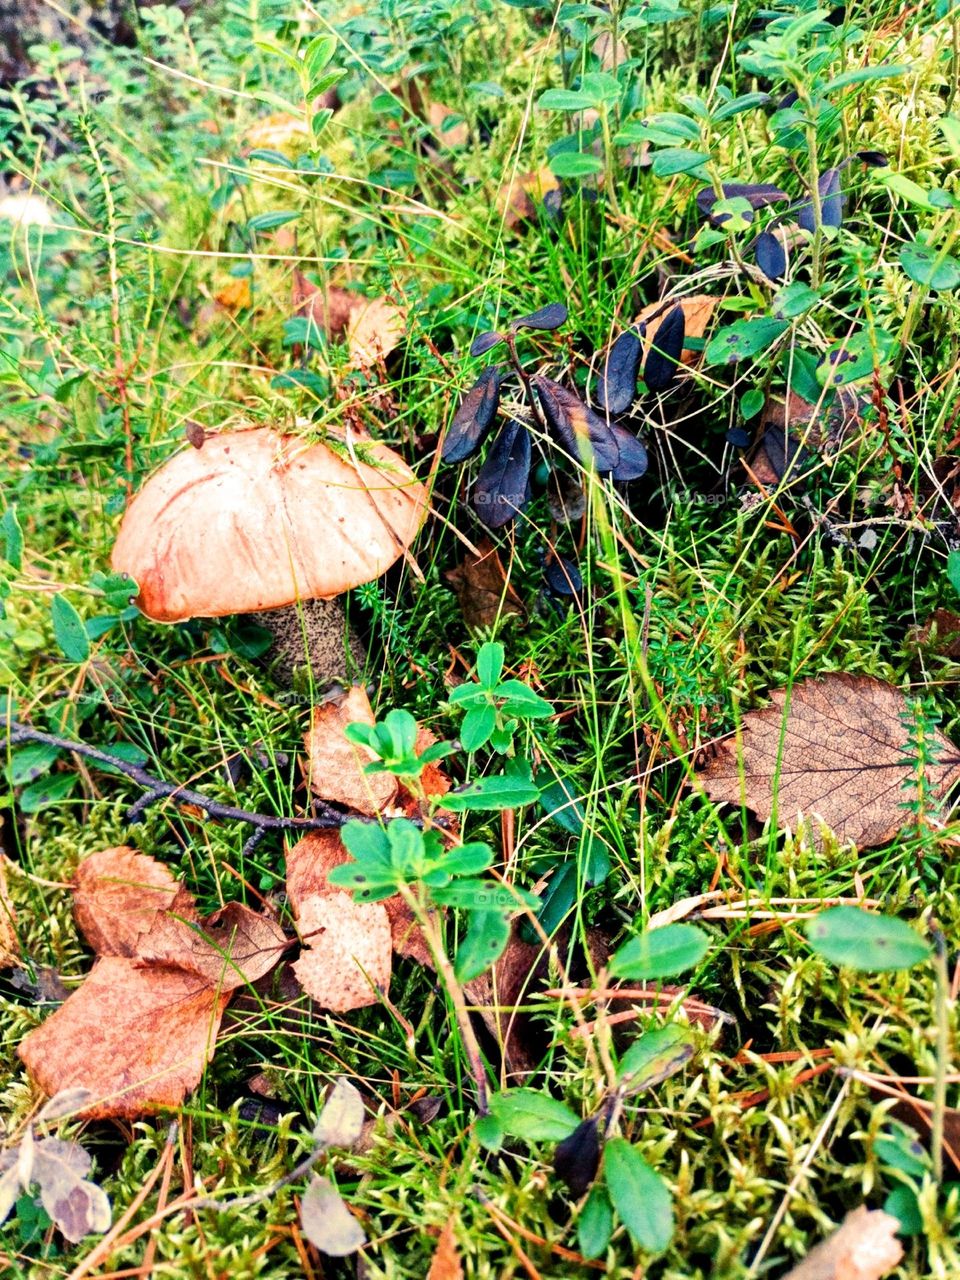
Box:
340;820;392;871
19;771;77;813
821;64;906;94
461;704;495;752
475;1113;504;1151
650;147;711;177
712;92;771;121
445;773;540;811
617;1024;695;1092
303;34;337;81
488;1089;580;1142
948;550;960;599
7;743;60;786
705;318;789;365
247;210;301;233
772;282;820;320
431;878;536;910
247;148;294;169
549;152;605;178
609;923;709;981
89;570;137;610
539;779;585;834
51;595;90;663
740;388;764;420
494;680;554;718
455;909;510;980
941;115;960;160
805;907;931;972
604;1138;674;1253
538;89;596;111
884;1185;922;1236
1;506;23;570
899;242;960;291
476;641;504;688
578;1185;614;1259
438;842;494;877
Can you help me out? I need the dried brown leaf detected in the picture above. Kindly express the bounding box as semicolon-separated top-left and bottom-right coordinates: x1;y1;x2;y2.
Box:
73;847;190;957
698;674;960;848
299;1174;366;1256
634;294;716;368
465;930;543;1079
497;168;560;231
293;272;355;341
445;538;524;629
427;1217;463;1280
137;901;287;990
18;957;231;1119
292;891;391;1012
347;296;406;368
780;1207;903;1280
304;686;398;815
0;856;18;968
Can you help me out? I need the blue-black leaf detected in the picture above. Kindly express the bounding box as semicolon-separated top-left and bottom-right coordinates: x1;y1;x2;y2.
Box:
754;229;787;282
554;1118;601;1198
643;306;685;392
533;377;620;472
726;427;751;448
610;426;649;481
596;329;642;415
512;302;568;332
696;182;790;225
471;331;505;357
474;418;531;529
856;150;888;168
798;168;843;233
443;367;502;463
544;554;583;597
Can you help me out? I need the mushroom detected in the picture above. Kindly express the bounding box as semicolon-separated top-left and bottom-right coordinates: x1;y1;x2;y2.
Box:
111;426;427;682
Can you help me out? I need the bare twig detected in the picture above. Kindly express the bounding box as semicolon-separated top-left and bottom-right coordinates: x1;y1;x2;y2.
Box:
3;717;347;854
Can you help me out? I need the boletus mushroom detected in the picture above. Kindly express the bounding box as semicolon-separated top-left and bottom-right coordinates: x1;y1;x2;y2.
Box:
111;426;427;681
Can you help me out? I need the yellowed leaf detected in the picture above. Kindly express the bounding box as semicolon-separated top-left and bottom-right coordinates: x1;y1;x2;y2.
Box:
634;294;717;367
305;686;399;815
0;856;19;968
215;276;252;312
497;168;561;231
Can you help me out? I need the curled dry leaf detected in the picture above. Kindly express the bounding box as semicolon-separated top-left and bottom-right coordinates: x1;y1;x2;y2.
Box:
444;538;524;627
137;901;287;990
0;1132;111;1243
699;674;960;848
313;1077;366;1148
780;1206;902;1280
305;685;398;815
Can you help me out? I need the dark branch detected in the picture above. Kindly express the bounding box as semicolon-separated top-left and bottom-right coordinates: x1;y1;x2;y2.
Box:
3;717;348;848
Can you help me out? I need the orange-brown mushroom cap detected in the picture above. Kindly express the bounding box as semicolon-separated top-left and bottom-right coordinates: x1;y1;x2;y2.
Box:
111;427;427;622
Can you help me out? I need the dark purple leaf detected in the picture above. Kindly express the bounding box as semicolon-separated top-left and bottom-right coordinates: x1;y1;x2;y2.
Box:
470;331;504;357
442;367;502;463
643;306;685;392
595;329;642;415
754;229;787;282
696;182;790;225
533;377;620;472
544;554;583;597
776;90;799;110
543;188;563;218
554;1118;600;1197
726;427;750;448
610;426;649;481
473;418;531;529
856;150;888;168
512;302;568;332
760;425;811;480
798;168;843;233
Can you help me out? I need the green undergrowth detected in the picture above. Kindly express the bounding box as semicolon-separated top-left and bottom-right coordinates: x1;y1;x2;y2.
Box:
3;0;960;1275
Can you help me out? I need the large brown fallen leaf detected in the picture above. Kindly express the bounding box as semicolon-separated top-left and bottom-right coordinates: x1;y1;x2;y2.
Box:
347;295;406;368
780;1207;902;1280
699;674;960;848
305;686;398;815
18;848;286;1117
634;294;717;368
19;958;231;1120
